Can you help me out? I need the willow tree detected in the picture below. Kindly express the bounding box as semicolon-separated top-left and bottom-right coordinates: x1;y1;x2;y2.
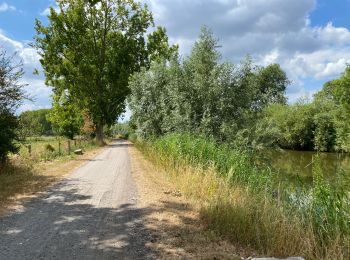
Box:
33;0;176;144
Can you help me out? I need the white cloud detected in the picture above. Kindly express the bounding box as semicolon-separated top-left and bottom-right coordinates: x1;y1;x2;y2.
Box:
2;0;350;109
40;6;60;16
316;22;350;45
141;0;350;101
0;31;52;112
0;2;15;12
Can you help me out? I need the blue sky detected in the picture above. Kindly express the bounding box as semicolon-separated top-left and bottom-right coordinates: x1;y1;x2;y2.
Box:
1;0;350;115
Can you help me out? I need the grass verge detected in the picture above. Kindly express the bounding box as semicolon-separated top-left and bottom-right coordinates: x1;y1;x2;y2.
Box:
135;133;350;260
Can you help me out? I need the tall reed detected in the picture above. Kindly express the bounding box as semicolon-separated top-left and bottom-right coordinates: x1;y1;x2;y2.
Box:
136;133;350;259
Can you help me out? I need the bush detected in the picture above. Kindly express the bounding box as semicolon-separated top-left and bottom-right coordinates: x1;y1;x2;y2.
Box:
0;50;27;161
45;144;55;153
0;110;19;162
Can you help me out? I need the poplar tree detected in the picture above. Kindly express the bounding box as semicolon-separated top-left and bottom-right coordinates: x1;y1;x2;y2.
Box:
33;0;176;144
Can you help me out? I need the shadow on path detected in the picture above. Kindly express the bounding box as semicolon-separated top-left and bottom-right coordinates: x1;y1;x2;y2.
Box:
0;181;197;260
0;182;154;259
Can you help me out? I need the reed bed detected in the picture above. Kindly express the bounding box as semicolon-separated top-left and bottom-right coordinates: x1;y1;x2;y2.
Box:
136;133;350;259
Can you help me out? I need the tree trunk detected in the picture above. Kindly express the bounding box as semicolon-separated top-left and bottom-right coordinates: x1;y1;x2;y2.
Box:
96;123;105;146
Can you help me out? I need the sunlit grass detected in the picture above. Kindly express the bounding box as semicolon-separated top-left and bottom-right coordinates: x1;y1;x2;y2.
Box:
136;133;350;259
0;137;103;214
17;137;97;162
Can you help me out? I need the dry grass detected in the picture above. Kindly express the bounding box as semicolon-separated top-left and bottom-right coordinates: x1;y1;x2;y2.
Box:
137;142;350;260
17;137;97;162
128;145;245;259
0;145;104;216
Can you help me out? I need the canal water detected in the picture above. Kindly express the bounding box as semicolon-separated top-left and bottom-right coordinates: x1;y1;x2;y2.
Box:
258;149;350;185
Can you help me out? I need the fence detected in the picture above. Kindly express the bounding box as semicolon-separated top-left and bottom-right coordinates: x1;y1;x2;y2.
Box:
20;137;96;161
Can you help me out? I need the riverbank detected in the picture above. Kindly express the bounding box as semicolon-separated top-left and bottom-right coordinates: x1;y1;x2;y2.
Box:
128;143;245;259
134;133;350;260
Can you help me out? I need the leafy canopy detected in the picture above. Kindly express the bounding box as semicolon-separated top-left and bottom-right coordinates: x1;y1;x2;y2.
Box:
129;27;289;142
33;0;176;143
47;93;83;140
0;50;27;160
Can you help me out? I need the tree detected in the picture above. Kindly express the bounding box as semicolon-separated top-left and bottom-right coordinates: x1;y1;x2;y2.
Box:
33;0;176;145
255;63;289;108
129;27;290;143
181;26;222;136
19;109;53;137
128;60;173;138
262;101;315;150
47;92;83;140
80;111;95;138
312;91;337;151
317;66;350;151
0;50;27;161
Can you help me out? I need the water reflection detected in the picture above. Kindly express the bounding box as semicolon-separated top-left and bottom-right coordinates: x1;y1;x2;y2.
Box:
257;149;350;184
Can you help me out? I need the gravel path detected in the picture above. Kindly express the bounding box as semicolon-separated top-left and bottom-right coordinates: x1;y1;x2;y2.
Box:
0;141;155;260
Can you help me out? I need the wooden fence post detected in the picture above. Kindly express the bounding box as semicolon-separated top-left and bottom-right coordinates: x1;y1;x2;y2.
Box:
68;140;71;154
58;141;61;155
74;139;76;147
28;145;32;156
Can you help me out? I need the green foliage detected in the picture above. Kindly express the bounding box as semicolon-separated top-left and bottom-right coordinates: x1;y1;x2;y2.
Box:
129;60;177;138
313;95;337;151
319;66;350;151
19;109;53;137
130;27;350;153
147;133;273;190
259;65;350;152
0;110;20;161
45;144;55;152
129;27;289;142
47;93;83;140
0;50;27;161
311;154;350;241
255;63;289;107
262;101;315;150
111;122;132;139
33;0;176;144
142;133;350;255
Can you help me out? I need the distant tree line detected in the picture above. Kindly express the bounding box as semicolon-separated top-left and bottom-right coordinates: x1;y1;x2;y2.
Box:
128;27;350;152
17;107;97;140
19;109;53;137
262;67;350;152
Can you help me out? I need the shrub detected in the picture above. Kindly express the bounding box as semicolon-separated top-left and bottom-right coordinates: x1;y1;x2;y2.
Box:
0;50;27;161
0;110;20;162
45;144;55;153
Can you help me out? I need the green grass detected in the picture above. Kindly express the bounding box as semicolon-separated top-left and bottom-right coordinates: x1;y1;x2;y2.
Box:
136;133;350;259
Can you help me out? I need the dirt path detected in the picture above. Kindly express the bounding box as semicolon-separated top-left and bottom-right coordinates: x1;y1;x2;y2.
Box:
0;140;242;259
0;141;156;260
128;146;242;259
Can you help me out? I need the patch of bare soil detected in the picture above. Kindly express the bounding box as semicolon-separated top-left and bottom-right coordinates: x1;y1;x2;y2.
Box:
129;146;242;259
